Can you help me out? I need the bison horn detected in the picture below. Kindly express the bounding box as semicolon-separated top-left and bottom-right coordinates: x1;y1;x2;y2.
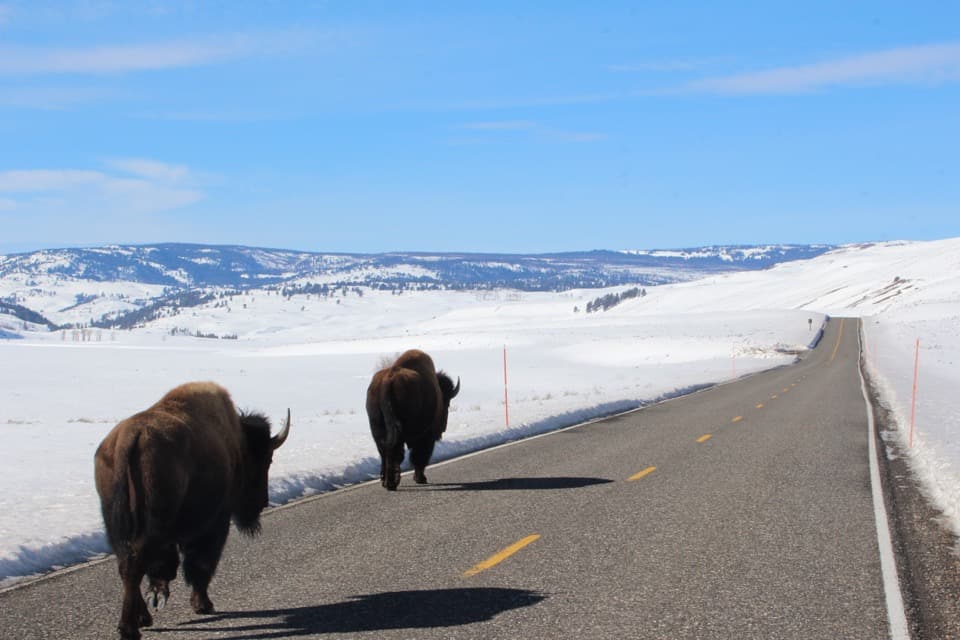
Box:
451;377;461;398
271;409;291;450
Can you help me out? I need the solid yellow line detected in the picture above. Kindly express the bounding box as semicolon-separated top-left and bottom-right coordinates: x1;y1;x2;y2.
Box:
463;535;541;577
830;318;845;363
629;466;657;481
731;415;743;423
697;434;712;443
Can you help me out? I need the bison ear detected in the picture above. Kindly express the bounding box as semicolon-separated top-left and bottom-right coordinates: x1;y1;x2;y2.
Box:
271;409;291;450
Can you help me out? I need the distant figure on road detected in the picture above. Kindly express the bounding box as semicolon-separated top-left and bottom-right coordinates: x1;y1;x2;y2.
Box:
808;318;813;330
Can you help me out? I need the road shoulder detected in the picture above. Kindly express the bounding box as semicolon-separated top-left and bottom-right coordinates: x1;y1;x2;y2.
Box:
866;369;960;639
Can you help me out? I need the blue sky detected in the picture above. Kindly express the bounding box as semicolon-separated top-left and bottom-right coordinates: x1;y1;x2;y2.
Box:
1;1;958;254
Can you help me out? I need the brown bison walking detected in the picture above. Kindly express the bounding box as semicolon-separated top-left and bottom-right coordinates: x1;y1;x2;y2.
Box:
366;349;460;490
93;382;290;640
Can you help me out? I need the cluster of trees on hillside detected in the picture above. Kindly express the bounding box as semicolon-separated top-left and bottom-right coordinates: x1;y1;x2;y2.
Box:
167;327;238;340
0;300;56;328
278;283;366;298
581;287;647;313
85;289;227;330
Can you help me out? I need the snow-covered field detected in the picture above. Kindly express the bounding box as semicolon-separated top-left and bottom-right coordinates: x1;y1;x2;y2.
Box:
1;238;957;588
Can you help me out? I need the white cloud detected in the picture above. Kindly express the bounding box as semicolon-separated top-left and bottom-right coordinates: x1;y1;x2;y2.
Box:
0;39;250;75
685;42;960;94
0;29;326;76
0;86;117;109
106;158;191;183
0;169;103;192
0;164;203;215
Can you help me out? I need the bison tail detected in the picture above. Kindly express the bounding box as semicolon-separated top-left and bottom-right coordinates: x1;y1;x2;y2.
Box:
103;432;142;553
380;394;402;449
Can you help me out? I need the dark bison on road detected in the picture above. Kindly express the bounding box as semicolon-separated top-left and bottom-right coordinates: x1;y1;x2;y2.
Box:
366;349;460;490
94;381;290;640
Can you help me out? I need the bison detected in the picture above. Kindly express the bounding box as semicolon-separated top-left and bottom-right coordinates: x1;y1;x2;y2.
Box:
93;382;290;640
366;349;460;490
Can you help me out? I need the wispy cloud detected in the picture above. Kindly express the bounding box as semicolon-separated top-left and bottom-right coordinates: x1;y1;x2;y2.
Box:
683;42;960;94
105;158;191;183
0;29;324;76
0;160;204;215
0;86;119;109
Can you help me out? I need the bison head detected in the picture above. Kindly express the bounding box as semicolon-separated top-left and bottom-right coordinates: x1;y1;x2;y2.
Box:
233;409;290;536
435;373;460;439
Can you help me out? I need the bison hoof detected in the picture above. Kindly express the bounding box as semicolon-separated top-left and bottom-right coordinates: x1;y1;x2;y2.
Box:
146;584;168;611
384;467;401;490
118;624;142;640
414;471;428;484
136;609;153;628
191;592;215;615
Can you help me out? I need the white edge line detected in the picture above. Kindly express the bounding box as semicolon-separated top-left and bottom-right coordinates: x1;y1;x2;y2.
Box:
859;322;911;640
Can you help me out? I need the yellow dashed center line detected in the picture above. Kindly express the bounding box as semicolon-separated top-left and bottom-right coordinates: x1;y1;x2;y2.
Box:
628;466;657;481
830;318;845;363
755;403;764;409
697;434;712;443
771;394;778;399
464;534;541;577
731;416;743;423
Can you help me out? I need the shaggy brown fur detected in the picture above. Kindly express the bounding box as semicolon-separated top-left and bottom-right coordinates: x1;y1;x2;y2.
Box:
366;350;460;490
94;382;289;640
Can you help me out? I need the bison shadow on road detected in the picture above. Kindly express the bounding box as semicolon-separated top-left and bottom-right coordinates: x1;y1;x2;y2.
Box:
168;587;546;638
421;476;614;491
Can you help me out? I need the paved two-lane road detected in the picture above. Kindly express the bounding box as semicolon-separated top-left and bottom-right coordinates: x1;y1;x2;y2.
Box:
0;318;904;639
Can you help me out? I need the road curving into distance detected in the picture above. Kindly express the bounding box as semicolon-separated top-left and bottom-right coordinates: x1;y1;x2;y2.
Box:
0;317;917;639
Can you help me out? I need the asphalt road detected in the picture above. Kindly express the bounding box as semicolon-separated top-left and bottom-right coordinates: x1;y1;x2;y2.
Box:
0;317;902;639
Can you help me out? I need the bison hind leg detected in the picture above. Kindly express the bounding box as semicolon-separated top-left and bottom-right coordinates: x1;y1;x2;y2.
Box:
191;591;215;615
409;437;437;485
145;543;178;611
182;517;230;615
381;440;404;490
385;463;402;490
116;549;151;639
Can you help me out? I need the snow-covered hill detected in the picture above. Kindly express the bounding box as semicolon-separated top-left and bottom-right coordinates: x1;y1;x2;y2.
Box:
0;243;832;330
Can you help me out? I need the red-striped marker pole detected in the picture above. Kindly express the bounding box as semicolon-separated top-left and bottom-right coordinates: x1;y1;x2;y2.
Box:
910;338;920;448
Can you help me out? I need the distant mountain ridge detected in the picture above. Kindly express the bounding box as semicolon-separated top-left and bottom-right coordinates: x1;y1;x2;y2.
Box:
0;243;833;290
0;243;835;331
